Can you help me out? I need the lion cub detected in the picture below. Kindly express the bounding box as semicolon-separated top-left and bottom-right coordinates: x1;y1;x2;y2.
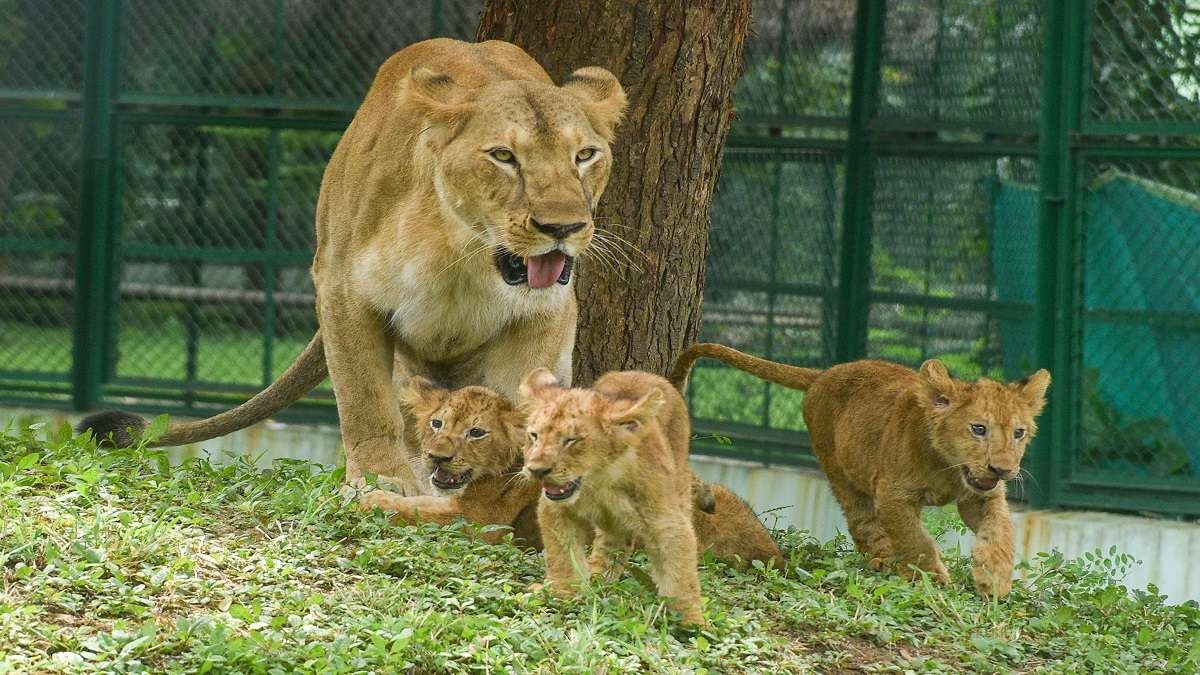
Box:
519;368;707;625
359;378;544;547
672;343;1050;597
363;378;783;569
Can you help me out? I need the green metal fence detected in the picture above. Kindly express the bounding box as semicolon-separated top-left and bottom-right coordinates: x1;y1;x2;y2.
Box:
2;1;1198;518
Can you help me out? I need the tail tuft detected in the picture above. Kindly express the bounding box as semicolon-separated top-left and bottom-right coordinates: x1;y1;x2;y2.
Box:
76;410;148;448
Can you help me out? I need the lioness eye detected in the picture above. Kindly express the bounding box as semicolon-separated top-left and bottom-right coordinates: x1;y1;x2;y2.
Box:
528;431;539;442
562;437;578;448
468;427;488;439
1014;428;1026;439
575;148;597;163
489;148;516;164
970;423;987;436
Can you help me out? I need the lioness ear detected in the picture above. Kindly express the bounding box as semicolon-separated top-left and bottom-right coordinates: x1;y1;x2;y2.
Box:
1015;369;1052;415
405;68;476;137
401;376;446;412
561;67;627;142
919;359;956;409
519;367;561;402
607;388;666;434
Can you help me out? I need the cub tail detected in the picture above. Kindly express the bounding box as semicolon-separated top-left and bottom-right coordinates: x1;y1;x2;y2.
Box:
77;332;328;448
669;342;823;393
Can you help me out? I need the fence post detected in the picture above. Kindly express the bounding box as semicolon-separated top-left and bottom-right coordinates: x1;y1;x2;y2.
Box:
72;0;121;411
834;0;884;362
1031;1;1086;509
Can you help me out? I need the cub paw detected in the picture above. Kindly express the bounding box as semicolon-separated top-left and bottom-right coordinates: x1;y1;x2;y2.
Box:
358;490;402;512
973;565;1013;598
898;560;950;585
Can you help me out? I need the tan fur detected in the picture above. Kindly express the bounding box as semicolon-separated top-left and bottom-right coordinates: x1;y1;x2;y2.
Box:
362;380;782;569
82;40;629;489
673;343;1051;597
518;369;710;626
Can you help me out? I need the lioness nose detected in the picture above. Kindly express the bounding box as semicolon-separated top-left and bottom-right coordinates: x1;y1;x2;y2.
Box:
528;466;552;479
531;219;586;240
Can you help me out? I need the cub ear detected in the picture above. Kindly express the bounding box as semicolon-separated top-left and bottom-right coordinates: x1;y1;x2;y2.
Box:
606;387;666;435
1015;369;1052;415
501;406;528;445
404;68;476;137
401;376;446;412
919;359;956;409
561;66;627;142
519;367;561;402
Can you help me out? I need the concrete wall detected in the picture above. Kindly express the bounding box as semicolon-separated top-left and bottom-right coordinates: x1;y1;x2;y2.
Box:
10;407;1199;603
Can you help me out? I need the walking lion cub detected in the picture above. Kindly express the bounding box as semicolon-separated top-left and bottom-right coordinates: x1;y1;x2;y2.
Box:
361;378;782;570
671;343;1050;597
518;368;709;625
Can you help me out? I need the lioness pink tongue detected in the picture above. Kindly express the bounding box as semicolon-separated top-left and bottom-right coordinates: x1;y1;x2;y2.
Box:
526;251;567;290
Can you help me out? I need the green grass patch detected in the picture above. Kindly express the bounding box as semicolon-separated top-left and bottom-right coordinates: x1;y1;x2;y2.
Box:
2;420;1198;672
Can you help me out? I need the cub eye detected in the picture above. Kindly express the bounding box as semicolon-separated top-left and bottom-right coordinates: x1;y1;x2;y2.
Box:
575;148;597;163
1014;428;1026;440
528;431;539;442
468;427;488;439
970;424;987;436
489;148;516;164
430;419;443;431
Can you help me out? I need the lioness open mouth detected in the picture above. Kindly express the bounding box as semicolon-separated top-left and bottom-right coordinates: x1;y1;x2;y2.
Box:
495;248;574;289
543;477;581;501
431;466;473;490
962;467;999;492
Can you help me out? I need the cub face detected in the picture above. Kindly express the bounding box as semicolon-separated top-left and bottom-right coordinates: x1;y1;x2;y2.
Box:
406;66;627;291
402;378;525;495
918;360;1051;495
517;368;664;505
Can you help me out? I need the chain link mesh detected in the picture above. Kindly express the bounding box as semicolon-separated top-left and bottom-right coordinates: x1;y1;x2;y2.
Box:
879;0;1042;126
1089;0;1200;123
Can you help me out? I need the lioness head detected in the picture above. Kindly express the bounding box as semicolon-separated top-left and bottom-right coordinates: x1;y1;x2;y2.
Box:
517;368;664;504
403;377;526;495
405;64;627;290
918;360;1051;495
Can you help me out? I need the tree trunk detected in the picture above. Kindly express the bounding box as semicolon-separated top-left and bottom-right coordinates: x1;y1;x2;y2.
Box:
477;0;752;383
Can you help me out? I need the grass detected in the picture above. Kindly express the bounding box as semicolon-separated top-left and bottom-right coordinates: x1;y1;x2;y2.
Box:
2;420;1199;673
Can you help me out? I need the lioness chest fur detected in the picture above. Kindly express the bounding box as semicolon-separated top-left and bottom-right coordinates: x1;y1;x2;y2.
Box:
518;368;707;626
672;343;1050;597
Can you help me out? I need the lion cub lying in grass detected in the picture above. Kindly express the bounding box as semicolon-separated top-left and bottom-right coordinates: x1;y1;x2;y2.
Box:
361;377;781;570
672;343;1050;597
517;368;724;626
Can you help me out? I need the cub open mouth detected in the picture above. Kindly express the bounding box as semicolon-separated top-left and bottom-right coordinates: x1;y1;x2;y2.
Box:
495;248;575;289
962;467;999;492
431;466;473;490
542;478;581;501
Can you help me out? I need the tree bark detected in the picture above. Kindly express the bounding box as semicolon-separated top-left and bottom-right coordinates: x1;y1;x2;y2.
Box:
477;0;752;383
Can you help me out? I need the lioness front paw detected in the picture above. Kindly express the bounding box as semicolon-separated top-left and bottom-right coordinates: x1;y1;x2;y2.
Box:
973;564;1013;598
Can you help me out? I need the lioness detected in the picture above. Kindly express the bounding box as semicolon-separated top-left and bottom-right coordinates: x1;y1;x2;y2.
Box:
519;368;709;626
361;378;783;567
671;343;1050;597
78;39;627;495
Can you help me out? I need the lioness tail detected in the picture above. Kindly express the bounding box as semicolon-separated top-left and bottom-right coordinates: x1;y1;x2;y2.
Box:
77;332;328;448
669;342;823;392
